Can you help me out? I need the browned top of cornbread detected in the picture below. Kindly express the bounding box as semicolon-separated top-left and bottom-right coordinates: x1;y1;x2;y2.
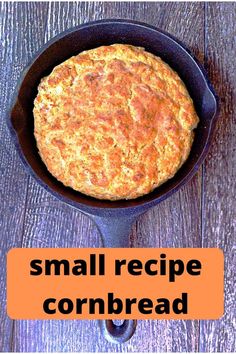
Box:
33;44;199;200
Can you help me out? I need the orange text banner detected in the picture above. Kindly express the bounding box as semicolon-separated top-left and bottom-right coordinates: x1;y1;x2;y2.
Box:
7;248;223;319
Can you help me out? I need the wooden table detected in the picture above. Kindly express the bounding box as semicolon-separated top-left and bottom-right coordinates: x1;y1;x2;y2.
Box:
0;2;235;352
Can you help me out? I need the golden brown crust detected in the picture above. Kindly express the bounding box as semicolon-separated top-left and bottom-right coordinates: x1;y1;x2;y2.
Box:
33;44;199;200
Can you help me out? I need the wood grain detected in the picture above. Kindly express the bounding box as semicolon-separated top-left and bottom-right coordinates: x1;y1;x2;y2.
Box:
0;2;49;351
0;1;234;352
199;3;236;352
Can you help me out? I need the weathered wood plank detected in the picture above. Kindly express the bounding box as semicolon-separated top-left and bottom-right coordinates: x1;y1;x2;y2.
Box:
10;2;204;352
4;2;235;353
0;1;50;350
200;3;236;352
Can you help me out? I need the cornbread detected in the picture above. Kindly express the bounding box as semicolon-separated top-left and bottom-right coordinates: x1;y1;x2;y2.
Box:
34;44;199;200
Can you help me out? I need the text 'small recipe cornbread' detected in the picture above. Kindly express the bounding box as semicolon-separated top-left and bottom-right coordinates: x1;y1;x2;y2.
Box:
34;44;199;200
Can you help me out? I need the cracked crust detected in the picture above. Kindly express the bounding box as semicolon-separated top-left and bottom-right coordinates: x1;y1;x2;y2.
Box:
33;44;199;200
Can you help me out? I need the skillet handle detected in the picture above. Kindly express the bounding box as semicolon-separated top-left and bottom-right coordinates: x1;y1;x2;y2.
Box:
99;319;137;344
90;214;137;247
90;214;138;343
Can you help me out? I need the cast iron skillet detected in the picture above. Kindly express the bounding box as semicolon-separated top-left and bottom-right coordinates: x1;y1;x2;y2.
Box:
7;19;219;343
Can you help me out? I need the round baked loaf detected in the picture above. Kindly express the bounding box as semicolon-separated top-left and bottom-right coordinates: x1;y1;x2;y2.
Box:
34;44;199;200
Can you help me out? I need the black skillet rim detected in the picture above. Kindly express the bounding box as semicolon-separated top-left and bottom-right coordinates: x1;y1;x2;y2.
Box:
7;19;219;217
